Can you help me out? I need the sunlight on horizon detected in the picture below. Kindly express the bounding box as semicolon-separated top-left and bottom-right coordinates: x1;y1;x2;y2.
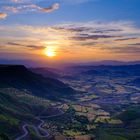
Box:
44;47;56;58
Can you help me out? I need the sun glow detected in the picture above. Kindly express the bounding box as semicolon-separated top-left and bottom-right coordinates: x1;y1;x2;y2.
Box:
44;48;56;57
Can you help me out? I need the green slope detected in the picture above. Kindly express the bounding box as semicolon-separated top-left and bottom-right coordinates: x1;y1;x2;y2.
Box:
0;88;50;139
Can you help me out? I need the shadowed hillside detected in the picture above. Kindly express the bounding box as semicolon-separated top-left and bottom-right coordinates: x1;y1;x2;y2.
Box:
0;65;76;100
0;65;77;139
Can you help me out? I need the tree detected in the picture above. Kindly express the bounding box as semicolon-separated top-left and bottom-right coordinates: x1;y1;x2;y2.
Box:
0;133;9;140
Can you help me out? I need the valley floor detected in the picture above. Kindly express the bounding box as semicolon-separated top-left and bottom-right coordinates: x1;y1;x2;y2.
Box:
1;65;140;140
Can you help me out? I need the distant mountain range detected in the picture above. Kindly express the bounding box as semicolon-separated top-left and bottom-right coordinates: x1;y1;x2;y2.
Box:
82;60;140;66
77;65;140;77
32;65;140;78
0;59;140;67
131;78;140;86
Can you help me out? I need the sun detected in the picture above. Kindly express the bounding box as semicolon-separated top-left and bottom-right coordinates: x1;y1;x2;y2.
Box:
44;48;56;57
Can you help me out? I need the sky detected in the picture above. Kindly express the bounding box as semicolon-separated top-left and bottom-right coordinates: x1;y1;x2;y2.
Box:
0;0;140;66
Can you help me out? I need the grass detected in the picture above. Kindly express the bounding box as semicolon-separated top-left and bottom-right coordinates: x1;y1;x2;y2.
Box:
0;88;51;139
0;115;19;126
63;130;82;136
98;132;127;140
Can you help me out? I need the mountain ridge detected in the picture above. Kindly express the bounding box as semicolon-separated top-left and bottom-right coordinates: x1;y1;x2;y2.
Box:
0;64;76;100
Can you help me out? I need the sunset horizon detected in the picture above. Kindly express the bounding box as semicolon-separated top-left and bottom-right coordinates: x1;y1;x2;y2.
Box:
0;0;140;65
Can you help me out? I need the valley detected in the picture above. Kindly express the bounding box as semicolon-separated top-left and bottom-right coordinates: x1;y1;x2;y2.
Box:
0;64;140;140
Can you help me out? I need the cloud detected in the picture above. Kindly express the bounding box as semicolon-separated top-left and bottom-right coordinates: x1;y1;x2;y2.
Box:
0;0;94;7
129;43;140;46
106;46;140;54
4;4;40;13
10;0;21;3
0;12;7;19
7;42;45;49
3;3;60;13
55;21;140;36
4;6;19;13
0;20;140;57
7;42;23;46
26;45;45;49
53;21;140;47
41;3;60;13
71;34;120;41
0;0;60;18
56;0;94;5
115;37;137;41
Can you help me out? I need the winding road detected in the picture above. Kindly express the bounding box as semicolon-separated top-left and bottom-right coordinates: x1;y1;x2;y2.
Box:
15;109;64;140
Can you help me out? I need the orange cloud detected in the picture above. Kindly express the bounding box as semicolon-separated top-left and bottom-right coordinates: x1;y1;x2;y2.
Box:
0;12;7;19
41;3;60;13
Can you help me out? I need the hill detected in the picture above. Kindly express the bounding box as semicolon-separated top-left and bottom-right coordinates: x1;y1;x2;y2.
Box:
0;65;76;100
0;65;76;139
72;65;140;77
130;78;140;87
0;87;50;139
30;67;59;78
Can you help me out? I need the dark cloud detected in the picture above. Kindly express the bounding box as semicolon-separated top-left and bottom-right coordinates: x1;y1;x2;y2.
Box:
7;42;45;49
130;43;140;46
26;45;45;49
71;34;120;41
91;29;122;33
53;26;91;32
115;37;137;41
54;27;122;33
106;46;140;54
80;42;97;46
7;42;24;46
